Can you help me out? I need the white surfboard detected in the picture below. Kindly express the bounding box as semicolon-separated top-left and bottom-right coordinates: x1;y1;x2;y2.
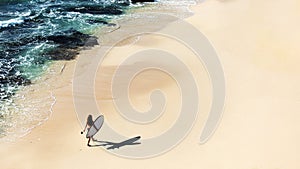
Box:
86;115;104;138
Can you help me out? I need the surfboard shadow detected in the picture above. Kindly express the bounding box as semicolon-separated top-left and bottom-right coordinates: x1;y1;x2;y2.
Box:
91;136;141;150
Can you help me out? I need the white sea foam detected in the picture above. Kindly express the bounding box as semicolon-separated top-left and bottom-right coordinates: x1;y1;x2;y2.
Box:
0;70;58;142
0;10;32;28
0;17;24;28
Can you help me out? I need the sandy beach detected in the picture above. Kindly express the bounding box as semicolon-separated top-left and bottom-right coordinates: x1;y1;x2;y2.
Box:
1;0;300;168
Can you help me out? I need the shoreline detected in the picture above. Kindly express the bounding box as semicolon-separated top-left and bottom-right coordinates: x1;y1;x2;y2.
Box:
1;0;300;168
0;0;201;148
0;1;195;142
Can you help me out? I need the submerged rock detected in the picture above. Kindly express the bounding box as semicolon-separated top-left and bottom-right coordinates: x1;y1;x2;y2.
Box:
131;0;155;4
84;36;99;47
47;29;99;48
45;29;99;60
0;75;31;86
46;47;79;61
64;5;123;15
47;30;90;48
86;19;109;25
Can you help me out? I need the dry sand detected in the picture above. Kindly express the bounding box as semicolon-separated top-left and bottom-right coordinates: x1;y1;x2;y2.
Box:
1;0;300;168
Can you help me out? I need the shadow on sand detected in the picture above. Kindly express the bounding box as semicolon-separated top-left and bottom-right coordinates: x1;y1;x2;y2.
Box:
90;136;141;150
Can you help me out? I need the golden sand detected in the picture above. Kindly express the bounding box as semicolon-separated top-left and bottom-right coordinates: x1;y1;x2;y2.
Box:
0;0;299;168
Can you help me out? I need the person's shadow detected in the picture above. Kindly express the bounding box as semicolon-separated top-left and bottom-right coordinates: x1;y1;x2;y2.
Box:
91;136;141;150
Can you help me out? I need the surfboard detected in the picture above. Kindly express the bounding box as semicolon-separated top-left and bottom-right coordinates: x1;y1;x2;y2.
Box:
86;115;104;138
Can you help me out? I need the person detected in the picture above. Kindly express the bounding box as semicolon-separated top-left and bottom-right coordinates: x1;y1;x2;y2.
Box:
81;115;95;146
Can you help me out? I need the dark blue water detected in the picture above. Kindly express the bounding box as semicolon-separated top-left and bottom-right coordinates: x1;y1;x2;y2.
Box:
0;0;133;139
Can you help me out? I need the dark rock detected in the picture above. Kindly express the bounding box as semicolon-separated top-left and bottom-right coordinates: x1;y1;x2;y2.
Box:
64;5;123;15
0;75;31;86
86;19;109;25
107;23;117;27
115;0;131;6
46;29;98;48
47;32;87;48
45;29;99;60
131;0;155;4
84;36;99;47
46;47;79;61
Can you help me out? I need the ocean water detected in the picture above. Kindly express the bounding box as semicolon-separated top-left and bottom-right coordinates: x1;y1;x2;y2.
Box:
0;0;197;141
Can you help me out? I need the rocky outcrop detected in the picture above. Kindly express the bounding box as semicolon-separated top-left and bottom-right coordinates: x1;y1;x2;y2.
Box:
131;0;155;4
